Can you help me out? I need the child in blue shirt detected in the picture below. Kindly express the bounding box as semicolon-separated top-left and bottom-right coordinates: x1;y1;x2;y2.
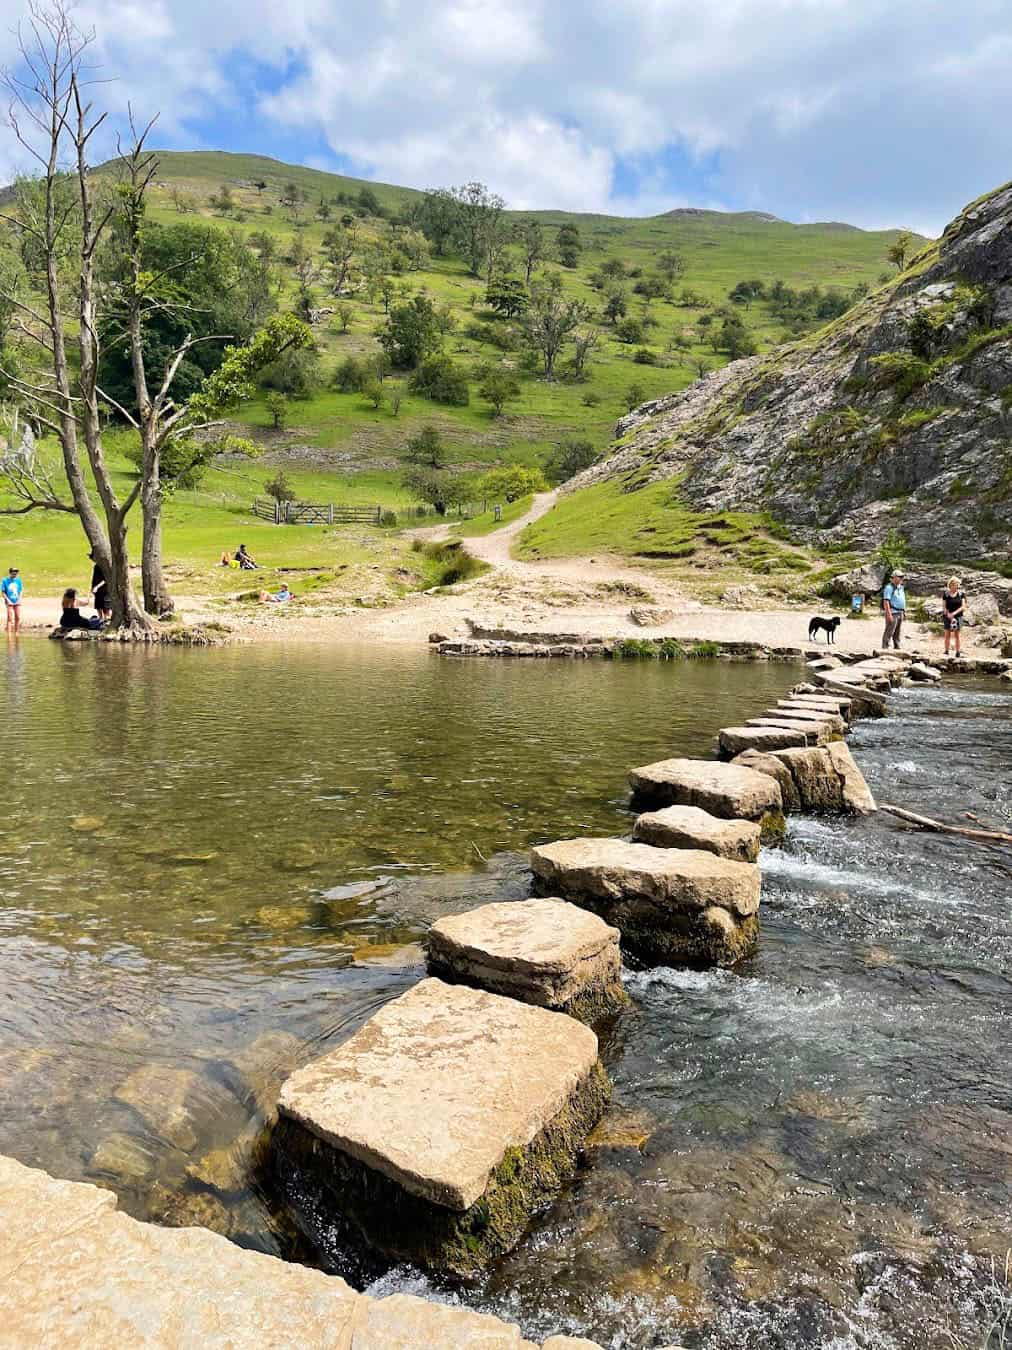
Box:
2;567;22;633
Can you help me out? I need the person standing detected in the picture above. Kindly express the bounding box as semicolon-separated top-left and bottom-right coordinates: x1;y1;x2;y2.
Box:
881;569;906;649
89;550;112;623
2;567;22;634
942;577;966;658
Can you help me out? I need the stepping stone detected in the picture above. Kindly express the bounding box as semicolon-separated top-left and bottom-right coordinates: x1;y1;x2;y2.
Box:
778;696;852;721
763;707;846;735
907;661;942;682
273;978;607;1276
629;757;784;837
771;743;877;815
530;837;761;967
731;749;801;811
425;898;626;1022
632;805;760;862
745;717;833;745
718;724;809;756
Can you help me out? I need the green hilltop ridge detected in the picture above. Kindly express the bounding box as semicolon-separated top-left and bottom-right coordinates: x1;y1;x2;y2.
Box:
522;179;1012;571
1;147;927;603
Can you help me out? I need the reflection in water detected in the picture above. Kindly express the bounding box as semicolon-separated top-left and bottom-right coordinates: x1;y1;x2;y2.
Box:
1;643;1009;1347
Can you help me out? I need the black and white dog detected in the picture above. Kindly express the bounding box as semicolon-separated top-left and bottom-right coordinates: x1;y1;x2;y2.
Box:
808;615;842;643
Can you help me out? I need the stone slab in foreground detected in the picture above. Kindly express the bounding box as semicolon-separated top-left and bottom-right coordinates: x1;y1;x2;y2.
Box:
632;804;761;863
630;756;785;837
425;898;626;1021
0;1154;597;1347
274;978;607;1274
531;837;760;966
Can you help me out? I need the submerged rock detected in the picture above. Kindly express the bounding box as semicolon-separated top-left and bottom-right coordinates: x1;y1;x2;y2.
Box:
273;978;607;1275
632;805;761;863
113;1064;241;1155
530;837;760;966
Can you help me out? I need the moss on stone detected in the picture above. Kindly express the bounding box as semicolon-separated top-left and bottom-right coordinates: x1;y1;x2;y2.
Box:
269;1061;610;1278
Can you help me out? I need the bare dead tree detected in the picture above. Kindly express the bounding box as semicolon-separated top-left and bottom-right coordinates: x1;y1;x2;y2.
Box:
0;1;150;630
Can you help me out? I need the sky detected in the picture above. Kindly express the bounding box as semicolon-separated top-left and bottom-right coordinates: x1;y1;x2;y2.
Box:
2;0;1011;235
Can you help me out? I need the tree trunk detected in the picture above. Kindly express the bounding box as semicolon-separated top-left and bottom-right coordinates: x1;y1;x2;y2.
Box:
108;512;149;632
141;475;173;616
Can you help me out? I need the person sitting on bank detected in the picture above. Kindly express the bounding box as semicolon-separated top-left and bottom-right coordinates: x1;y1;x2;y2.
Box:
881;570;906;649
235;544;258;570
259;583;292;604
59;588;101;631
942;577;966;658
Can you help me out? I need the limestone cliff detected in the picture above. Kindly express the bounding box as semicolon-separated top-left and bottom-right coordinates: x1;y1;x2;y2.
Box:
573;183;1012;561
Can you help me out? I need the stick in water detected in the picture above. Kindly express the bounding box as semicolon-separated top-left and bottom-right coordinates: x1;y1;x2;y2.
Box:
880;803;1012;845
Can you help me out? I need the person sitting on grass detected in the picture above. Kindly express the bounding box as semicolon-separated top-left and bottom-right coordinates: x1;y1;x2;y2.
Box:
259;583;292;604
235;544;258;570
59;588;102;631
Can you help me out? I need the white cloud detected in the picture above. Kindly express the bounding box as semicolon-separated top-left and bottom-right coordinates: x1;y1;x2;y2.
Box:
1;0;1012;231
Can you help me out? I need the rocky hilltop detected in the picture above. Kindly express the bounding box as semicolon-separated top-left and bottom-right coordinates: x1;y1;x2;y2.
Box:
573;183;1012;562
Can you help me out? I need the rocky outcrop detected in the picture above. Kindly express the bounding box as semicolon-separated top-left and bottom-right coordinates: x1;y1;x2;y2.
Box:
566;182;1012;562
273;978;607;1274
530;837;761;966
425;898;626;1022
632;804;761;862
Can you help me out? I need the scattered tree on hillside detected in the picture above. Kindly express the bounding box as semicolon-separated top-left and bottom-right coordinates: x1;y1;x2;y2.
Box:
603;289;628;324
405;424;448;468
523;282;589;379
280;181;304;222
335;301;353;332
449;181;506;277
887;230;913;272
253;179;267;195
546;437;596;483
570;327;600;379
316;198;331;222
265;468;296;501
624;382;647;411
485;276;528;318
657;249;685;282
379;294;442;368
728;279;765;308
556;223;582;269
209;184;235;216
413;188;459;256
717;314;758;358
266;395;289;431
402;464;465;515
362;377;385;409
476;363;521;417
409;354;469;405
615;317;645;344
515;218;544;284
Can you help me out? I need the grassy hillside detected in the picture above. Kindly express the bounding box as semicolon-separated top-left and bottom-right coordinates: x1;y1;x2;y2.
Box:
1;148;925;601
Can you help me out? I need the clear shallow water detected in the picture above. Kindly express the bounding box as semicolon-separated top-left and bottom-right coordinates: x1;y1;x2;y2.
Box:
2;641;1010;1348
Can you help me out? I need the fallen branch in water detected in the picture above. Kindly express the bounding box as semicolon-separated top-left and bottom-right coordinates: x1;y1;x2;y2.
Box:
880;803;1012;845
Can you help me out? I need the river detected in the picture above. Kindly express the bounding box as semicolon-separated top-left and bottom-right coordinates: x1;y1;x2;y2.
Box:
1;640;1009;1348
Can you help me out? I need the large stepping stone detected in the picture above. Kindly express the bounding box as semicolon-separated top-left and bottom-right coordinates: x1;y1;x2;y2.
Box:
530;837;760;966
731;749;801;811
758;707;846;735
769;743;876;815
272;978;607;1275
718;724;809;756
631;757;785;837
425;898;626;1022
745;716;834;745
632;804;760;863
778;696;852;722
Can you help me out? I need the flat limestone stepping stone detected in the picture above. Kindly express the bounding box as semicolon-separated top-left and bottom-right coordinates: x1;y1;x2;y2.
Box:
530;837;760;967
629;757;784;837
718;724;809;756
778;696;852;722
745;717;831;745
731;749;801;812
273;978;607;1275
632;805;760;863
759;708;846;735
771;743;877;815
425;899;626;1022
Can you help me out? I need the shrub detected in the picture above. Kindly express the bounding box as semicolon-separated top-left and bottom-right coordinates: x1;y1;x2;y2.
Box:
615;317;645;344
478;463;548;502
633;347;657;365
867;352;931;401
264;469;296;503
379;510;398;527
624;382;647;411
546;438;596;484
410;355;470;405
333;355;369;393
582;389;601;407
689;640;720;659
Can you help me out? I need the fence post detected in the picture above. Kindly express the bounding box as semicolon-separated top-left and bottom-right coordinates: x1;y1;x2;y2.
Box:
329;504;334;524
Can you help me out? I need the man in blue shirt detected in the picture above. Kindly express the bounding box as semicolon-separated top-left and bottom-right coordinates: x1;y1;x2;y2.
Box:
881;570;906;649
2;566;22;634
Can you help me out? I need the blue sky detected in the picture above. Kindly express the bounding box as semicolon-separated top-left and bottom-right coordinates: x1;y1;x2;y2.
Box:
3;0;1012;234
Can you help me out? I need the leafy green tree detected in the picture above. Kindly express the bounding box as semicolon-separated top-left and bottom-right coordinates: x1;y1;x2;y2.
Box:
266;392;289;429
362;378;385;409
556;223;582;268
515;218;544;284
413;188;459;256
719;315;758;358
523;282;589;379
624;382;646;411
261;345;321;397
409;354;470;405
546;438;596;483
379;294;442;368
603;289;628;324
402;465;466;515
657;250;685;282
322;225;357;296
477;364;521;417
478;463;547;502
615;317;645;344
887;230;913;272
265;468;296;500
450;181;506;276
405;424;448;468
485;276;528;318
335;302;353;332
